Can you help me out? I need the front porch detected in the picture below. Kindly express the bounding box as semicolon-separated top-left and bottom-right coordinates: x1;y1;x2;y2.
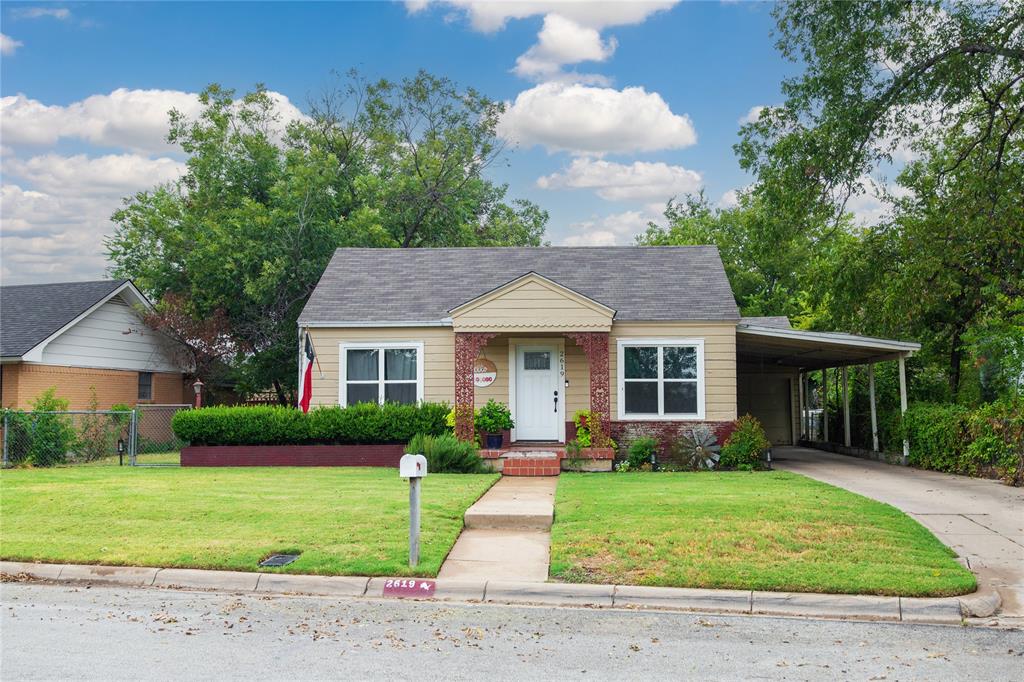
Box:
449;272;616;452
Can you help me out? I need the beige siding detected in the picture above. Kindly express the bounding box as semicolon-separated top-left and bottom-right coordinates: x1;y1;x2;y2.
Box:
451;278;613;332
308;322;738;423
610;322;737;422
307;327;456;408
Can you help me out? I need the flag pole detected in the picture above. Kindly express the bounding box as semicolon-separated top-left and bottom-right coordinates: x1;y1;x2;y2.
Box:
304;327;324;379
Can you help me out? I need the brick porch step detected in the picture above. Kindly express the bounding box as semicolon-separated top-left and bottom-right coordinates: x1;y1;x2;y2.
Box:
500;452;561;477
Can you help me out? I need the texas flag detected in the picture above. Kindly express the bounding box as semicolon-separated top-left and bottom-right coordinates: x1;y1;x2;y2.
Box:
298;332;315;413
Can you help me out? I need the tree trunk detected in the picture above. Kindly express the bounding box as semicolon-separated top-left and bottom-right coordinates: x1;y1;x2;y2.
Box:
274;379;288;406
949;326;964;398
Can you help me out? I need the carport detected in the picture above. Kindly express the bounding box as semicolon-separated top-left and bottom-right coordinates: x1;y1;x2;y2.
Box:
735;317;921;460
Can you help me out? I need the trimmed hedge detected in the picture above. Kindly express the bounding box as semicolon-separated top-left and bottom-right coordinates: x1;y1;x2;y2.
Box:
901;400;1023;485
172;402;450;446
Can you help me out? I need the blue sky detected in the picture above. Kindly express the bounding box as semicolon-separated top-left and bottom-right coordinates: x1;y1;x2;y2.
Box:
1;1;799;283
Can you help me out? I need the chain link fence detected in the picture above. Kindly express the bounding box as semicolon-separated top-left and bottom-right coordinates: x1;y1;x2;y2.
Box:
134;404;190;466
1;404;190;468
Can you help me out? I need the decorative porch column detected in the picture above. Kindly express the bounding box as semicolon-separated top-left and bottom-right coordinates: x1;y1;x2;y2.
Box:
454;332;498;442
565;332;611;447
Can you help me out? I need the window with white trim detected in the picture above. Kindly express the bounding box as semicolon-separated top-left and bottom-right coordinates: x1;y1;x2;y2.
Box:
617;339;704;419
339;342;424;406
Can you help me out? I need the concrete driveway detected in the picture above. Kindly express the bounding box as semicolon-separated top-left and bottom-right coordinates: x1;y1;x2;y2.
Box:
773;447;1024;618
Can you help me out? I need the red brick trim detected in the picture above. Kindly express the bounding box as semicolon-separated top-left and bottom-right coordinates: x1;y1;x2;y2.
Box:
181;444;405;467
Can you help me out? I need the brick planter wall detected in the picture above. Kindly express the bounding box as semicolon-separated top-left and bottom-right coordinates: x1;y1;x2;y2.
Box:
181;444;406;467
609;420;737;460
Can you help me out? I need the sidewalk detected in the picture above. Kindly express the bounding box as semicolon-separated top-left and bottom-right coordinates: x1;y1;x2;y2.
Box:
437;477;556;582
0;560;1000;625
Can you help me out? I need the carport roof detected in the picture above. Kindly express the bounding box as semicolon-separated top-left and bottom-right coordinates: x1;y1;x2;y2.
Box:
736;323;921;369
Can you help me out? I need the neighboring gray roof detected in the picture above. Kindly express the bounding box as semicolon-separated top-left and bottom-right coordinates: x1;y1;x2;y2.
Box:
740;316;792;329
300;247;740;324
1;280;127;357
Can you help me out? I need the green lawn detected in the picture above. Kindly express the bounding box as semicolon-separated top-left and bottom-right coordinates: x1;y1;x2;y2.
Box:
551;471;976;597
0;467;498;577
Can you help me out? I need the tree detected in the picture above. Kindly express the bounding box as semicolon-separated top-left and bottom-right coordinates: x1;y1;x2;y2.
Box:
737;0;1023;222
107;72;548;403
809;115;1023;398
637;192;822;321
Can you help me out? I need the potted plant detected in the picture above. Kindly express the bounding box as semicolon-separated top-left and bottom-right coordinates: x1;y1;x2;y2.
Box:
476;399;514;449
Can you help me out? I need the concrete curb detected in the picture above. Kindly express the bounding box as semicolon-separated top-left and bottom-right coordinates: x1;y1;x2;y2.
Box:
1;561;996;624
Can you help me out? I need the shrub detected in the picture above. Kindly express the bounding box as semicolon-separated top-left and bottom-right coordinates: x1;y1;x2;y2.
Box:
26;388;76;467
900;403;971;473
172;402;450;446
407;432;487;473
475;399;514;434
965;400;1023;486
626;436;658;469
719;414;770;470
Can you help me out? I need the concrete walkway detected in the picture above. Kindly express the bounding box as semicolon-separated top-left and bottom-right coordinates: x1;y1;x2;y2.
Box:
773;446;1024;617
437;477;557;582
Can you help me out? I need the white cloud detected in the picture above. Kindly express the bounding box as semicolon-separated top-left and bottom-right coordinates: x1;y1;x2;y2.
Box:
718;189;741;208
513;14;616;81
499;82;696;155
0;184;116;283
562;208;659;246
538;158;702;201
1;88;307;155
12;7;71;20
4;153;186;196
844;177;914;225
1;33;24;56
406;1;678;33
738;105;770;125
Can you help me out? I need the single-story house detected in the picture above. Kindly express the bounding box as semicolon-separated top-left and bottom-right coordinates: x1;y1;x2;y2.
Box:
298;247;920;457
1;280;189;409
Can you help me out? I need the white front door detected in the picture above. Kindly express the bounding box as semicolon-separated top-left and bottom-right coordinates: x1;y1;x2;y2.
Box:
514;344;560;441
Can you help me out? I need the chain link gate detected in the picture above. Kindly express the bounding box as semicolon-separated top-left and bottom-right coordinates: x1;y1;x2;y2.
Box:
133;404;190;466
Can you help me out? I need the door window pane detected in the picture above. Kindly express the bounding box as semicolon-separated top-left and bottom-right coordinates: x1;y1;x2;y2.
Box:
384;383;416;405
346;383;378;405
523;351;551;370
663;347;697;379
624;381;658;414
346;349;378;380
385;348;417;381
664;382;698;414
624;346;658;378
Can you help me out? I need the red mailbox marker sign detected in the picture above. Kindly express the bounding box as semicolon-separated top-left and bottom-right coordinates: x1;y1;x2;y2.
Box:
382;578;436;598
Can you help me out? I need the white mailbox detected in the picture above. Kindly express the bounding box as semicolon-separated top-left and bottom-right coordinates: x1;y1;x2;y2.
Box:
399;453;428;478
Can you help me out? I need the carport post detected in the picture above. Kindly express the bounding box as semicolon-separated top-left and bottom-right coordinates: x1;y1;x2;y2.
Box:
798;372;805;440
841;366;851;447
868;363;879;452
822;369;830;442
898;354;909;465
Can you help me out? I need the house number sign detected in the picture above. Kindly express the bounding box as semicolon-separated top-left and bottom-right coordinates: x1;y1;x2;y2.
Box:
474;358;497;387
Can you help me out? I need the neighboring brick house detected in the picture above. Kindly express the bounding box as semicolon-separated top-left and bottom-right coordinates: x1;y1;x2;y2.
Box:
298;247;922;452
0;280;189;410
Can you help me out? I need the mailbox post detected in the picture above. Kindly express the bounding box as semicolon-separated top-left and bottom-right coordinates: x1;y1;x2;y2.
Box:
399;454;428;567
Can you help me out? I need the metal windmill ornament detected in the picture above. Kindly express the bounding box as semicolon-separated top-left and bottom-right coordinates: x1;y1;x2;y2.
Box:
676;424;721;470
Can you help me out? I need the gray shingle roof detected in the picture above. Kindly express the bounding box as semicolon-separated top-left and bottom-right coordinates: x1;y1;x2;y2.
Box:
1;280;127;357
740;316;792;329
300;247;740;324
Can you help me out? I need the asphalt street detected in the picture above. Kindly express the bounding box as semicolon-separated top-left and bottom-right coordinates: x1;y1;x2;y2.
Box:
2;582;1022;680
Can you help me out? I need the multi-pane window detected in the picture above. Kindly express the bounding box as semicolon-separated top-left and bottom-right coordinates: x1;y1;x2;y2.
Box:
137;372;153;401
340;343;423;406
618;340;703;418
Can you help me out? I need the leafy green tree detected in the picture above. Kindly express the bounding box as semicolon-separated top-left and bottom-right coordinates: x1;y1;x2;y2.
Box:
107;72;548;403
638;192;822;321
737;0;1023;223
